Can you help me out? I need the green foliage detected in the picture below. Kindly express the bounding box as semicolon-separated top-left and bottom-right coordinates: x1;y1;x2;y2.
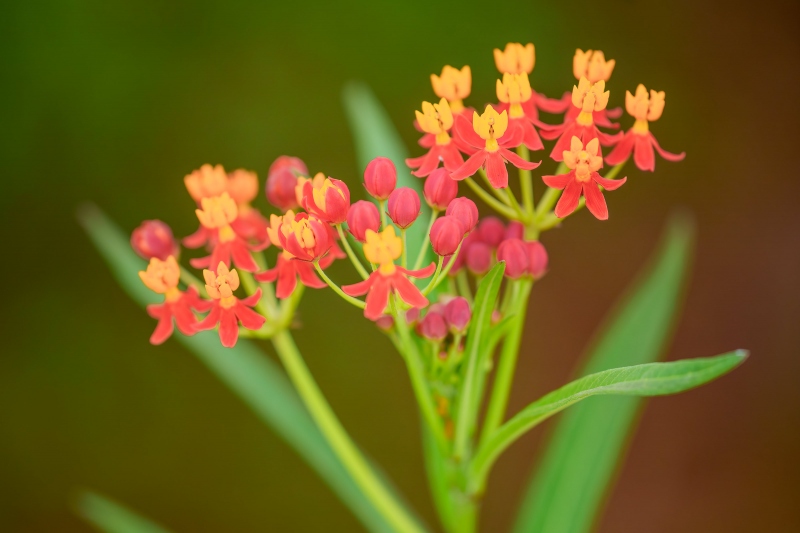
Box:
514;215;697;533
76;491;171;533
78;205;397;533
471;351;746;487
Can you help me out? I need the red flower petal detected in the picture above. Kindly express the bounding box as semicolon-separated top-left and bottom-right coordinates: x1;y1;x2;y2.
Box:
604;130;636;166
239;288;262;308
633;133;656;171
296;262;327;289
593;173;627;191
453;114;485;150
583;182;609;220
342;274;376;297
400;261;437;278
650;132;686;162
363;276;391;320
542;172;573;190
554;179;582;218
450;151;488;181
235;301;266;330
485;152;508;189
218;307;239;347
392;274;429;310
501;148;541;170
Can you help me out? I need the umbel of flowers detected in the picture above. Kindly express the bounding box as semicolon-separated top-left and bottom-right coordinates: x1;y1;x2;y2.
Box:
128;41;689;533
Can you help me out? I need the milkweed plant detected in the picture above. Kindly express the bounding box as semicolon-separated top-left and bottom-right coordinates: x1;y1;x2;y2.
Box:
79;41;746;533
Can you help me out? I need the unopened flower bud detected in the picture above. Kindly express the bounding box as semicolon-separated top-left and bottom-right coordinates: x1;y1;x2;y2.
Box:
405;307;420;324
387;187;421;229
497;238;529;279
430;215;465;256
526;240;548;278
445;197;478;233
505;221;524;240
266;167;300;211
269;155;308;176
376;315;394;331
364;157;397;200
477;216;505;248
347;200;381;242
444;297;471;333
423;168;458;210
466;241;492;274
419;311;448;341
131;220;180;261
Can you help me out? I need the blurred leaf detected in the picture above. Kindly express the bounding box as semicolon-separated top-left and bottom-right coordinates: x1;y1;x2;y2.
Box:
76;491;171;533
471;351;746;484
341;81;432;268
453;261;506;459
78;204;398;533
514;214;697;533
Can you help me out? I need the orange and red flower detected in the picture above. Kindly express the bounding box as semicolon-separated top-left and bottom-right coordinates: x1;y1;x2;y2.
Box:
542;137;626;220
605;84;685;171
541;78;623;161
450;105;540;189
494;72;546;151
139;256;211;345
342;227;436;320
406;98;465;177
185;192;266;272
300;173;351;225
196;262;265;348
430;65;472;117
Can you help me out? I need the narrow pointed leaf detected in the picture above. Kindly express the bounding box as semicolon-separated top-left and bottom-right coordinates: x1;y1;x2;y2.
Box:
78;205;403;533
471;351;746;484
514;214;697;533
76;491;171;533
452;261;506;459
342;82;433;270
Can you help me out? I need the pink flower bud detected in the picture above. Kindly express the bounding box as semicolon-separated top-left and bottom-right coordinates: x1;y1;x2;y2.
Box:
478;216;506;248
430;215;465;256
497;238;530;279
269;155;308;176
466;241;493;274
302;177;351;225
405;307;421;324
444;231;478;274
444;297;471;333
364;157;397;200
266;168;300;211
419;311;448;341
505;221;524;240
423;168;458;210
131;220;179;261
446;197;478;233
346;200;381;242
376;315;394;331
387;187;421;229
526;240;548;278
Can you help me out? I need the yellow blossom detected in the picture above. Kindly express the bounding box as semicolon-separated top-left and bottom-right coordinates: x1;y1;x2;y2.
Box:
573;49;616;83
363;227;402;275
431;65;471;112
494;42;535;74
496;73;532;118
415;98;454;144
139;255;181;299
472;105;508;152
563;136;603;182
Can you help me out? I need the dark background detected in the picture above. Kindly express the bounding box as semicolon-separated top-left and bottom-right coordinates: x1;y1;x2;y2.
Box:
1;0;798;531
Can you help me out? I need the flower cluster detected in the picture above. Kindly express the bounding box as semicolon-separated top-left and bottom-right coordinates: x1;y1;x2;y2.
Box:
129;40;684;364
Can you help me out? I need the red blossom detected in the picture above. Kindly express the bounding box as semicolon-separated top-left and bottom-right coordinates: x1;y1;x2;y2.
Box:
343;263;436;321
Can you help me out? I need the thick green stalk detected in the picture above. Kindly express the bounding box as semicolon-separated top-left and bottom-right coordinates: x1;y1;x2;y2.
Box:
271;330;425;533
479;279;534;447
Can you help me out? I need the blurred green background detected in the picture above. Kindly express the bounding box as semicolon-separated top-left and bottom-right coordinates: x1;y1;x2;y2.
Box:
1;0;798;531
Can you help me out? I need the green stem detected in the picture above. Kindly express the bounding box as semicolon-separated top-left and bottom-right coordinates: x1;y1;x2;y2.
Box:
413;209;438;271
390;300;449;453
479;279;533;448
336;225;369;280
313;262;366;309
422;256;444;296
271;330;424;533
402;228;408;269
252;251;278;315
463;178;518;219
239;270;273;319
456;271;473;305
479;169;525;221
517;146;535;214
379;199;388;229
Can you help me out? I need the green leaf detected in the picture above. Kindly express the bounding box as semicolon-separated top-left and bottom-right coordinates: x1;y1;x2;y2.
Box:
452;261;506;459
514;214;698;533
470;351;746;486
76;491;171;533
78;205;399;533
341;81;432;270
